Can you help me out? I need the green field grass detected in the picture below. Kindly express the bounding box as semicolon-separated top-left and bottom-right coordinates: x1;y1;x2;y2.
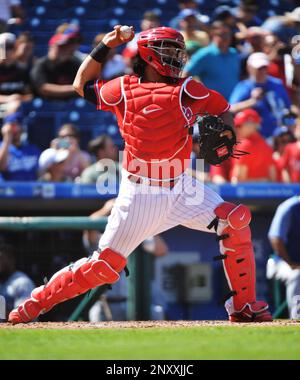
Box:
1;326;300;360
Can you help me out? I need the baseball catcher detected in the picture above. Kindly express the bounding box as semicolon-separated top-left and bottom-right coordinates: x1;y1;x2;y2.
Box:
9;25;272;324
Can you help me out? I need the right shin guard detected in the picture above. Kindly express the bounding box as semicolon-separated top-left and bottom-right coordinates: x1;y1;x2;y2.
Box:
209;202;256;311
209;202;272;322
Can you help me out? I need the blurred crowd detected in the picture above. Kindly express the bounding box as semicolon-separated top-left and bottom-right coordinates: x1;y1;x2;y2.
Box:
0;0;300;184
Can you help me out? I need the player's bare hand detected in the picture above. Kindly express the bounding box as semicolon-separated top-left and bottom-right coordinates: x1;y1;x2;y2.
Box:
102;25;134;48
251;87;264;102
1;123;14;141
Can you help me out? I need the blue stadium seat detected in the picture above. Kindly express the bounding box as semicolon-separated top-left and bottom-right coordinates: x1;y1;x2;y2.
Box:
22;97;123;149
26;112;57;150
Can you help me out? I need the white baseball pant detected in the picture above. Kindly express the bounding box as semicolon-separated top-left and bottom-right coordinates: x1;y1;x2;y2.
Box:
98;169;223;257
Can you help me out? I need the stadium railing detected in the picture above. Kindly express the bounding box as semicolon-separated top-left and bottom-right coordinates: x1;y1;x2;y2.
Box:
0;215;150;321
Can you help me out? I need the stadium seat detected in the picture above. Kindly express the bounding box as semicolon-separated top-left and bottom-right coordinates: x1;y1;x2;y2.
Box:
26;113;57;150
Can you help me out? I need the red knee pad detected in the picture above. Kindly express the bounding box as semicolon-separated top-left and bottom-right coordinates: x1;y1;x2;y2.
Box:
99;248;127;273
215;202;251;230
213;202;256;311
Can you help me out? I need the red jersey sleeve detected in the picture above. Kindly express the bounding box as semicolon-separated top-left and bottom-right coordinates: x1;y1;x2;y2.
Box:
182;78;230;116
204;89;230;115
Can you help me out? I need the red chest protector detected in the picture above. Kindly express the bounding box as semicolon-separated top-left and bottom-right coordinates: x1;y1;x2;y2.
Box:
119;75;210;179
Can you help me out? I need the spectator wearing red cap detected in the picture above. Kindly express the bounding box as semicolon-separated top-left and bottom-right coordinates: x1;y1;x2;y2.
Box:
231;109;276;183
55;23;87;62
272;126;295;182
210;157;234;184
30;32;81;100
281;118;300;183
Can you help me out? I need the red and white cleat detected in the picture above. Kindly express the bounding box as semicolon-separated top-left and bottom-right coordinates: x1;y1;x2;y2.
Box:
8;297;42;324
7;310;22;324
226;300;273;322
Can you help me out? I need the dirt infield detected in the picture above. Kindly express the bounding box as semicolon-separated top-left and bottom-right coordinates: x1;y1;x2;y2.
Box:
1;320;300;329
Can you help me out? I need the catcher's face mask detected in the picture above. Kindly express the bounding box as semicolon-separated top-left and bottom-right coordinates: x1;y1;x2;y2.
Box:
138;27;187;78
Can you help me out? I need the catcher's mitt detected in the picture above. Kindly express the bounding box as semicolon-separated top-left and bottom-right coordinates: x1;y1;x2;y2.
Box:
197;114;247;165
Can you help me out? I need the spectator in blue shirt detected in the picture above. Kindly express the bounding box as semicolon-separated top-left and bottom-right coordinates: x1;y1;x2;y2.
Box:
268;196;300;319
184;21;241;100
0;244;34;319
230;52;291;138
0;112;40;181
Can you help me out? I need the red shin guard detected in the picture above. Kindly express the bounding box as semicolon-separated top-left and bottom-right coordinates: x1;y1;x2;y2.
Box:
210;202;272;321
8;248;127;324
214;202;256;311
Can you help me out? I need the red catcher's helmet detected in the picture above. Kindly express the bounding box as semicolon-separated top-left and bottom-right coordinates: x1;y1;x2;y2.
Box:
234;108;261;127
137;27;187;78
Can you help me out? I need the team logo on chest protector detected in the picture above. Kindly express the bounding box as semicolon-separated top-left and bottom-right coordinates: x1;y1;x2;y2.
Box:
182;106;193;121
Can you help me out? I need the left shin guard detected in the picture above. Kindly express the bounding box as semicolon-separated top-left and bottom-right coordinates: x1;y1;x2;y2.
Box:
208;202;256;311
8;248;127;324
